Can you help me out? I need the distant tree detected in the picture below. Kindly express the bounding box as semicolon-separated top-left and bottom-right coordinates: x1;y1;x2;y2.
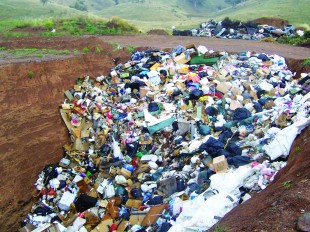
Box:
113;0;119;4
40;0;48;4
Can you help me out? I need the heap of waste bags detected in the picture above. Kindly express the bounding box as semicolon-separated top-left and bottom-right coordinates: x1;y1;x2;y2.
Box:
21;44;310;232
173;19;301;40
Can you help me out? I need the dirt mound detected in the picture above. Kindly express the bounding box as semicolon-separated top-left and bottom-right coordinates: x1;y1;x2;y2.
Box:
253;17;289;28
147;29;169;35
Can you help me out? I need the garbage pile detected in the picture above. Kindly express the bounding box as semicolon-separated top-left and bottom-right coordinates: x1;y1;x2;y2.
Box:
173;18;299;40
21;44;310;232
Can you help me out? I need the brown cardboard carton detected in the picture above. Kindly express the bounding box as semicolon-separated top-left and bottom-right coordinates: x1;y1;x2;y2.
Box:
74;85;81;91
173;53;191;64
213;155;228;173
125;199;142;209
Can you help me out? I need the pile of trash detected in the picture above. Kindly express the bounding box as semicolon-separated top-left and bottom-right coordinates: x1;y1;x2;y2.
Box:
21;44;310;232
173;18;302;40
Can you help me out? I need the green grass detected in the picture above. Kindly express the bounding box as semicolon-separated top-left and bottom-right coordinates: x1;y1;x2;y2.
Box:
283;180;293;189
0;0;309;33
214;225;228;232
0;16;139;37
0;47;73;58
303;58;310;66
82;47;90;53
0;0;84;20
27;71;33;79
212;0;310;27
127;46;136;53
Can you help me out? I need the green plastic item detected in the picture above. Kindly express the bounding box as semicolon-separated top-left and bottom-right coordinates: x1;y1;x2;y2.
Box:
190;55;219;65
86;170;92;177
146;117;175;134
136;152;144;158
120;72;130;78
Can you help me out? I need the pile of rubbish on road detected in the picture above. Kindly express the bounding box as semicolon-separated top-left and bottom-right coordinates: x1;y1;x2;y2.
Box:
20;44;310;232
173;18;303;40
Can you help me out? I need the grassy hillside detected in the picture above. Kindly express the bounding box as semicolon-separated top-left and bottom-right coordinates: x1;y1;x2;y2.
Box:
213;0;310;27
0;0;309;32
0;0;88;20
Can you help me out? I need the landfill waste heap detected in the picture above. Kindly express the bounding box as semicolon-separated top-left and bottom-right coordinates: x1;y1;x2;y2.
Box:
21;44;310;232
173;18;300;41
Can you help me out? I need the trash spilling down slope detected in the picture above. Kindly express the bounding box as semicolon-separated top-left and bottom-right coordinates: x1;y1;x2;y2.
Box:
21;44;310;232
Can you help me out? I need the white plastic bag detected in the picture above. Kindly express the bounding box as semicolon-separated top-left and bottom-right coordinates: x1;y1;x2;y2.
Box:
105;184;115;198
112;136;123;159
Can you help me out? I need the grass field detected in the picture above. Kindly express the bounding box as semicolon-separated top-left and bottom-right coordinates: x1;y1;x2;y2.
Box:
213;0;310;27
0;0;309;32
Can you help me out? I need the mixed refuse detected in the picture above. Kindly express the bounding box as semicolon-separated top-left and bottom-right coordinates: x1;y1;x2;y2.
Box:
173;18;302;40
21;44;310;232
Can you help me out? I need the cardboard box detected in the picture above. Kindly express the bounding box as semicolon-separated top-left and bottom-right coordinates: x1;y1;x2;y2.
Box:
173;53;191;64
74;85;81;91
125;199;142;209
58;192;76;211
61;103;71;110
213;155;228;173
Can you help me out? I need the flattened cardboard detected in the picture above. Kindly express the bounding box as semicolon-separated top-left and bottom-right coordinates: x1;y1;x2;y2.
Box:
72;138;89;151
60;109;73;131
141;204;168;226
64;90;74;101
129;210;147;225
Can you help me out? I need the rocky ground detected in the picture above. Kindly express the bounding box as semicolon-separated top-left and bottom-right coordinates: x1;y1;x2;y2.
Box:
0;35;309;231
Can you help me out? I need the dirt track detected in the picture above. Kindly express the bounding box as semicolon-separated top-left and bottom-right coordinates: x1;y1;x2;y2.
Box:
0;35;309;232
98;35;310;59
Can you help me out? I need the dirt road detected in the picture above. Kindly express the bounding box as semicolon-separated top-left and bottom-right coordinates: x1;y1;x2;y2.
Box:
99;35;310;60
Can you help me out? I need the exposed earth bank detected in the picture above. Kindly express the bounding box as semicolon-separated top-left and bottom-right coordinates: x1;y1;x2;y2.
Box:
0;35;309;232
